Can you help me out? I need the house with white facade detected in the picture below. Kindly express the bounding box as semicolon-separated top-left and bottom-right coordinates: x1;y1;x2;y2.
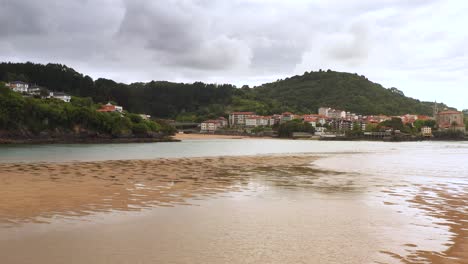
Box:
201;120;222;132
217;117;228;127
421;126;433;137
244;116;273;127
97;102;123;112
229;112;255;127
318;107;330;117
27;85;43;96
303;114;327;127
318;107;346;119
48;92;71;102
7;81;29;93
280;112;296;123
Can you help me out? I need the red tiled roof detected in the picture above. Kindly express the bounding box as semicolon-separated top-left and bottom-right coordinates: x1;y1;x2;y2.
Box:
304;117;318;122
202;120;222;124
439;124;465;128
97;105;117;112
246;116;270;120
417;115;431;120
438;111;462;115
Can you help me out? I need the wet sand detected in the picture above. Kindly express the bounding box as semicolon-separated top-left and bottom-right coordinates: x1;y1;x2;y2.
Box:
1;154;467;263
0;155;322;225
173;133;268;140
382;187;468;263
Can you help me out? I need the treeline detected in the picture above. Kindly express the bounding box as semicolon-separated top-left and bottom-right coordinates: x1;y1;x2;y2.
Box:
0;62;239;119
0;83;175;138
0;62;455;121
253;70;451;116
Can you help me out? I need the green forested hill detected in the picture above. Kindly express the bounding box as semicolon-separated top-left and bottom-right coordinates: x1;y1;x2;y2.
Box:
252;70;445;116
0;62;452;120
0;83;174;139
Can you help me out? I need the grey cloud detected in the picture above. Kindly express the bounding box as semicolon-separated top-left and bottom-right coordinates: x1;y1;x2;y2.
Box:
0;1;45;36
118;0;206;53
117;0;250;70
326;23;370;64
0;0;467;109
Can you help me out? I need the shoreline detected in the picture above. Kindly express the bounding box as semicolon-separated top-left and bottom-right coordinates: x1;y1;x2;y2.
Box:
0;154;466;263
0;136;179;145
1;132;467;144
173;133;275;140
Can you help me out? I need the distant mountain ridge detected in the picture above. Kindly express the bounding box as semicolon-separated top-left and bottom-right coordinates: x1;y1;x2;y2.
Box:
0;62;453;120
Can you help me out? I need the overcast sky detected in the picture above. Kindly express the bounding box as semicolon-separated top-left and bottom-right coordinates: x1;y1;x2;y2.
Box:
1;0;467;109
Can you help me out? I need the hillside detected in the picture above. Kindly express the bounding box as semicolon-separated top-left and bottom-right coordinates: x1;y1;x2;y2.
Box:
252;70;446;116
0;83;175;143
0;62;453;120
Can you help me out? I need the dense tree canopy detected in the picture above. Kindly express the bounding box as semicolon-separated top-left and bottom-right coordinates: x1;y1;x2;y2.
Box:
253;70;452;116
0;62;454;121
277;119;315;138
0;83;173;137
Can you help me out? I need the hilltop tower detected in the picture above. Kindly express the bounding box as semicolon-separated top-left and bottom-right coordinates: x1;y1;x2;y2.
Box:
433;101;439;118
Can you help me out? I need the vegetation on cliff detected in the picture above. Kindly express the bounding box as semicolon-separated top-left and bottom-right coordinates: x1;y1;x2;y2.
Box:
0;83;175;139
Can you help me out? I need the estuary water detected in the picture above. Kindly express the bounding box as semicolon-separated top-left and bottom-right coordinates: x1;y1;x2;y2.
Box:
0;139;467;264
1;139;465;163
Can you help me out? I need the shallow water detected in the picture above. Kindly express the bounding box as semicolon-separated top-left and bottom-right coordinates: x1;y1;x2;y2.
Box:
0;140;467;264
2;139;462;163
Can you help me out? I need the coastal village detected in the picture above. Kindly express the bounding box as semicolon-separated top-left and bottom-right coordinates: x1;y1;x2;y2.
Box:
200;107;466;139
4;80;466;140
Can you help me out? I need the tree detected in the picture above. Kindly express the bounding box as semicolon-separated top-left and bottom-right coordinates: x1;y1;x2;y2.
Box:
347;122;363;136
278;120;315;138
379;118;404;131
0;81;168;138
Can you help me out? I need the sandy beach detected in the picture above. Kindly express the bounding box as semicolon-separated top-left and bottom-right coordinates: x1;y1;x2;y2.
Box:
0;154;467;264
0;155;321;225
173;133;268;140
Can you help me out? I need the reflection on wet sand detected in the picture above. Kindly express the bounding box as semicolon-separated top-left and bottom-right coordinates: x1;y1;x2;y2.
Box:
1;154;467;264
0;155;337;225
381;185;468;264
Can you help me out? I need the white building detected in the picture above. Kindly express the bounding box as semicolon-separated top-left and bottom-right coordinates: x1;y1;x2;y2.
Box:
8;81;29;93
328;109;346;119
318;107;330;117
27;86;43;96
245;117;258;127
97;102;124;113
245;116;272;127
201;120;221;132
139;114;151;120
318;107;346;119
217;117;228;127
303;115;327;127
280;112;295;123
229;112;255;127
49;92;71;103
315;127;327;136
421;126;432;137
